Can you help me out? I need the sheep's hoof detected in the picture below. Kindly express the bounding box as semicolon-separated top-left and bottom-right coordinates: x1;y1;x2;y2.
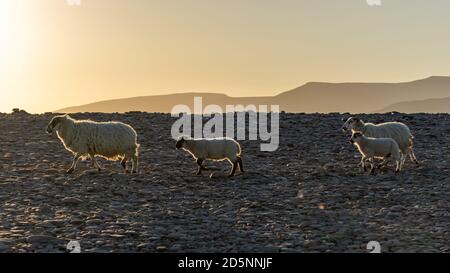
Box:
97;168;102;173
66;168;74;174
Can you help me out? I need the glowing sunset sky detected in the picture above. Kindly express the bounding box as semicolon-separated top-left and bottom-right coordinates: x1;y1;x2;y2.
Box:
1;0;450;113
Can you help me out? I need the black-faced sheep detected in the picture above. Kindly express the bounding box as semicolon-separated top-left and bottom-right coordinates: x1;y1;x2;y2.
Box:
176;136;243;177
350;132;402;174
46;115;139;174
342;117;418;165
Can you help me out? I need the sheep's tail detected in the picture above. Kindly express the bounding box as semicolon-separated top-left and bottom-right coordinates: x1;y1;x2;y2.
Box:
135;143;141;156
408;134;414;148
236;143;242;156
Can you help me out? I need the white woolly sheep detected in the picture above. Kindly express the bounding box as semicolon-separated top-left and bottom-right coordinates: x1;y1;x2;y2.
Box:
46;115;139;174
350;132;402;174
176;136;243;177
342;117;418;165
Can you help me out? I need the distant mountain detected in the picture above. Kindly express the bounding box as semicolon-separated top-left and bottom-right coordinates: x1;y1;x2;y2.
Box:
57;93;271;114
56;76;450;113
377;97;450;113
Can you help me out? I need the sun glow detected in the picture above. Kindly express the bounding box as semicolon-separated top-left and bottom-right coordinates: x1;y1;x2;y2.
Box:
0;1;18;62
0;0;35;113
0;1;449;113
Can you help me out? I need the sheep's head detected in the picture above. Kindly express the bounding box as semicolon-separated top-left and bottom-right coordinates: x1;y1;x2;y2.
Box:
342;117;364;132
46;114;69;134
350;132;364;144
175;136;186;149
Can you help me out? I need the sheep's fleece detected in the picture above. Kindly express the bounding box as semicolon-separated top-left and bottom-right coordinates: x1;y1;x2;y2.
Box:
46;115;139;173
176;136;243;177
342;117;418;164
350;132;402;173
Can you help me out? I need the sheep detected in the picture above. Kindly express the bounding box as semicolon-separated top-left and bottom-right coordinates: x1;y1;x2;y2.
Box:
350;132;402;174
342;117;418;165
46;114;139;174
175;136;243;177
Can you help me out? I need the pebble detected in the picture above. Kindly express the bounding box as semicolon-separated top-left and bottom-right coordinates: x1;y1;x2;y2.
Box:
27;235;61;245
62;197;83;206
0;113;448;253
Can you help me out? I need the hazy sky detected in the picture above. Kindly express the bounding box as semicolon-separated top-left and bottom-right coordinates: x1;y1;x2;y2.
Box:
1;0;450;113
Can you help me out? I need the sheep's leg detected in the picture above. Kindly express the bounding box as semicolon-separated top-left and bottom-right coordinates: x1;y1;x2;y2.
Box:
197;158;209;171
369;158;376;175
360;156;368;172
228;161;238;177
88;153;102;172
237;156;244;173
400;152;408;165
377;155;391;169
376;159;388;169
67;154;80;174
131;155;139;174
92;157;102;172
395;160;401;173
408;148;419;165
121;157;128;173
196;159;205;175
407;137;419;164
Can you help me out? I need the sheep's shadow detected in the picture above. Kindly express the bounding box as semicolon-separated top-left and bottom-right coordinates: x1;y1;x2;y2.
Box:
207;170;246;179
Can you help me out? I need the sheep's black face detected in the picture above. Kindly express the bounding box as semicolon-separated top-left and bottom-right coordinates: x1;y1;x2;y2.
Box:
342;117;360;132
46;115;66;134
342;117;352;132
176;138;185;149
350;132;363;144
46;119;57;134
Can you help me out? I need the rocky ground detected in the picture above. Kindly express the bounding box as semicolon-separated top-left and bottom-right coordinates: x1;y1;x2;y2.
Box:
0;112;449;253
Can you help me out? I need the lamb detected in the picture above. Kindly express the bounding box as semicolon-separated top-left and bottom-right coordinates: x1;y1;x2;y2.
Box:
342;117;418;165
176;136;244;177
46;114;139;174
350;132;402;174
